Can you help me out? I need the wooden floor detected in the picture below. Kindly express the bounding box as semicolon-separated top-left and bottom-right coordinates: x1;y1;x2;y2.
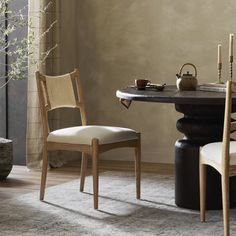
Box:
0;165;81;201
0;161;174;201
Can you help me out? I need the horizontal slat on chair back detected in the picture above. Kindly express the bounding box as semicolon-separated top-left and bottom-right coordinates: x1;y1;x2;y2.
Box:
231;121;236;132
232;82;236;93
46;74;77;109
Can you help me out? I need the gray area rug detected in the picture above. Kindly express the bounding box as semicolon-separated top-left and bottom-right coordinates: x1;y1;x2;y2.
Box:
0;171;236;236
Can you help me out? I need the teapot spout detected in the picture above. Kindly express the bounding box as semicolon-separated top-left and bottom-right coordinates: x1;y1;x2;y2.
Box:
176;74;180;79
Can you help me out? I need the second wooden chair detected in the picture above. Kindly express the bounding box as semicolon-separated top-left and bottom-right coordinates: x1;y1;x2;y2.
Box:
199;80;236;236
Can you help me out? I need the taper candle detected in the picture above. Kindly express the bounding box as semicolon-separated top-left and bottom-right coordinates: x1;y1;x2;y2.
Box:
218;44;222;64
229;33;234;62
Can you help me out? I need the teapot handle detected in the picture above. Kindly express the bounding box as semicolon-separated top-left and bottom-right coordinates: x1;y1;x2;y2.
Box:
179;63;197;77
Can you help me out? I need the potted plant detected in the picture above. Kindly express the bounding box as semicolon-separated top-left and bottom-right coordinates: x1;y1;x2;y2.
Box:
0;0;30;179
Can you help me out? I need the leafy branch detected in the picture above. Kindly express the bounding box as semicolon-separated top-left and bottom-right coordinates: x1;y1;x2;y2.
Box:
0;0;58;86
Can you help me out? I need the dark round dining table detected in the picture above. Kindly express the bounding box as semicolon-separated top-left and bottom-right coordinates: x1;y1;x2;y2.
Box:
116;85;236;210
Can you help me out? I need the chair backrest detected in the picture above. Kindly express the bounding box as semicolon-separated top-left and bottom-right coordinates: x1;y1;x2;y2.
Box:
222;80;236;170
36;69;87;137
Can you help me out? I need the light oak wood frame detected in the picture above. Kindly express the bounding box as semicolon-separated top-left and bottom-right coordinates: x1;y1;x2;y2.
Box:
36;69;141;209
199;80;236;236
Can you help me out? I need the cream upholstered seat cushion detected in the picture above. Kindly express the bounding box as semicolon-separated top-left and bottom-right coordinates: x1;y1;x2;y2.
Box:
47;125;138;145
201;141;236;166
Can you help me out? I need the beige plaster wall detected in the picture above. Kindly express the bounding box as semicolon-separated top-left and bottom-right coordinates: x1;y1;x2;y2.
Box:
59;0;236;163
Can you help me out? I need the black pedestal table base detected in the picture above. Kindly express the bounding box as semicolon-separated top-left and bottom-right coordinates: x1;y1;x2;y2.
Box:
175;104;236;210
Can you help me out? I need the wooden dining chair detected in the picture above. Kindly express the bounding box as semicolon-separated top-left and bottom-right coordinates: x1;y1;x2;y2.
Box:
36;69;141;209
199;80;236;236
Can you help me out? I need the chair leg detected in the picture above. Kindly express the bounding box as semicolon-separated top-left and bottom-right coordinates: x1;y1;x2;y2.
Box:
40;146;48;201
135;134;141;199
92;139;99;209
199;162;206;222
221;173;230;236
80;153;88;192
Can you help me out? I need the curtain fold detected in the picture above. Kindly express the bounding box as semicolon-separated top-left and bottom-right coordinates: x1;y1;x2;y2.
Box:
26;0;61;169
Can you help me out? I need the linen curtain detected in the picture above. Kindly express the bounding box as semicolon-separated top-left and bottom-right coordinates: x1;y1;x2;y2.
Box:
27;0;61;168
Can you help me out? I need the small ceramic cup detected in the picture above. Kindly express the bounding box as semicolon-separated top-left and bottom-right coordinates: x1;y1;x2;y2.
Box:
135;79;151;90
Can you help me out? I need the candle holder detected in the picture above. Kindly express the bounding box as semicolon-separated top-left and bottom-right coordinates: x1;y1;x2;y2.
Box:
230;56;233;81
217;63;224;84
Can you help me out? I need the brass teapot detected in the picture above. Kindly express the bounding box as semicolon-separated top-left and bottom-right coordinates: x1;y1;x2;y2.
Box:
176;63;198;91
